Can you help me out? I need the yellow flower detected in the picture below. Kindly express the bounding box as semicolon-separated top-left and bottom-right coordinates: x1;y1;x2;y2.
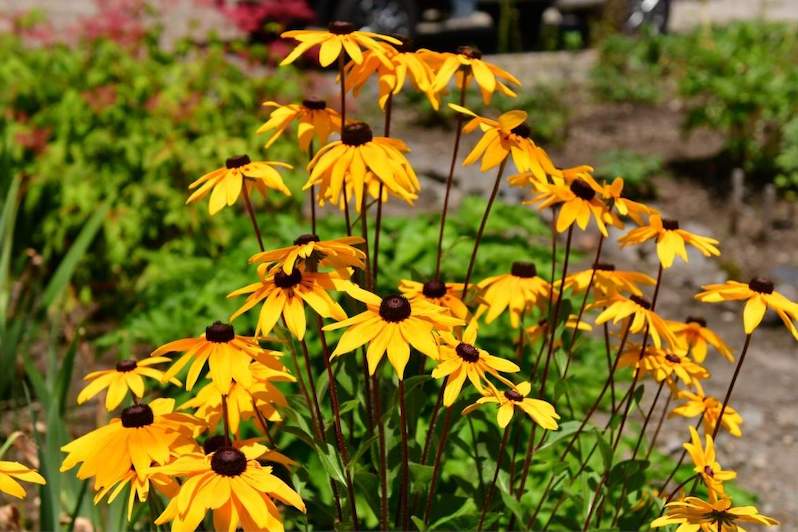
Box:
600;177;657;225
258;99;340;151
431;319;519;406
94;467;178;520
60;398;201;490
668;316;734;363
306;122;419;209
525;315;592;346
671;383;743;438
619;214;720;269
249;234;366;275
430;45;520;104
151;322;283;393
462;381;559;429
651;493;777;531
228;266;347;340
155;443;305;532
186;155;291;216
618;345;708;387
0;461;45;499
684;426;736;495
529;176;610;236
324;285;463;378
594;293;683;350
77;357;178;411
476;261;550;327
399;278;468;320
346;40;437;108
696;277;798;339
280;21;400;67
561;263;656;297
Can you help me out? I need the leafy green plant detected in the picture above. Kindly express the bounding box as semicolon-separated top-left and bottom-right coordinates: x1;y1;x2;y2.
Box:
596;149;662;198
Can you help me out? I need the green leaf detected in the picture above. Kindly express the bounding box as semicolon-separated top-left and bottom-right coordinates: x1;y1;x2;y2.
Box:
408;462;434;494
315;442;347;487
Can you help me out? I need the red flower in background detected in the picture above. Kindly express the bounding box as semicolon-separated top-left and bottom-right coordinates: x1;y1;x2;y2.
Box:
214;0;315;34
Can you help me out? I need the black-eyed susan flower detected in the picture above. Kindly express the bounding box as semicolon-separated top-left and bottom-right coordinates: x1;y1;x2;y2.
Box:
399;278;468;320
186;155;291;216
669;316;734;363
600;177;656;225
151;322;283;393
561;263;656;298
696;277;798;339
60;398;201;490
154;443;305;532
671;383;743;438
77;357;178;411
684;426;736;495
462;381;559;429
529;176;610;236
525;315;592;346
430;45;520;104
249;233;365;275
476;261;550;327
325;286;463;378
651;493;777;531
0;461;45;498
618;345;708;387
306;122;420;209
258;99;340;152
449;104;547;176
619;214;720;269
228;266;347;340
431;319;519;406
94;467;178;520
594;293;683;350
280;21;400;67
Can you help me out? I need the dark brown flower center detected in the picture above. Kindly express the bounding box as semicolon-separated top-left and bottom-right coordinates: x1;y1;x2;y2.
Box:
511;123;531;138
203;435;233;455
206;321;235;343
511;261;537;278
455;342;480;363
457;45;482;59
115;359;137;372
703;465;715;477
422;279;447;298
504;390;524;402
570;179;596;201
121;404;154;428
630;295;651;310
210;447;247;477
225;154;250;169
593;263;616;271
293;233;320;245
662;219;679;230
665;353;681;363
328;21;354;35
301;99;326;110
379;294;411;322
748;277;774;294
686;316;707;328
274;268;303;288
341;122;373;146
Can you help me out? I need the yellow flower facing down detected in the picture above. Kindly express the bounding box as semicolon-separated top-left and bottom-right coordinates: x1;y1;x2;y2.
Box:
151;322;284;393
306;122;420;209
280;21;400;67
684;426;736;496
476;261;550;327
325;286;463;378
94;467;178;520
77;357;179;411
618;345;709;387
594;293;683;350
432;319;519;406
619;214;720;269
600;177;656;225
696;277;798;339
430;45;520;104
671;383;743;438
525;314;592;346
228;266;347;340
249;234;366;275
561;262;656;298
155;443;305;532
186;155;291;216
462;381;559;430
529;176;610;236
60;398;202;490
399;278;468;320
651;494;777;531
0;461;45;499
669;316;734;363
258;99;340;151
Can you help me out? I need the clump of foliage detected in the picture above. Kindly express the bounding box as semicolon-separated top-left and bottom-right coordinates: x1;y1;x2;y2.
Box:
597;149;663;198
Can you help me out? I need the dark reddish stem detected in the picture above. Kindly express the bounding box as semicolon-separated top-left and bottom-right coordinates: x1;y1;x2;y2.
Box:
241;182;265;252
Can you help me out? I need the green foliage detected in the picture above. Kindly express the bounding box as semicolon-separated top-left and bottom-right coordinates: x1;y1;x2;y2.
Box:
591;29;668;104
596;149;663;198
775;117;798;199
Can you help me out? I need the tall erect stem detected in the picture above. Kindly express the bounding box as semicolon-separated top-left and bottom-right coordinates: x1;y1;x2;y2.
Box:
372;372;388;530
477;422;512;531
397;379;411;531
712;333;752;440
241;183;265;252
434;72;469;279
372;93;392;287
360;185;373;290
338;53;347;130
309;141;317;234
424;406;454;524
461;159;508;298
